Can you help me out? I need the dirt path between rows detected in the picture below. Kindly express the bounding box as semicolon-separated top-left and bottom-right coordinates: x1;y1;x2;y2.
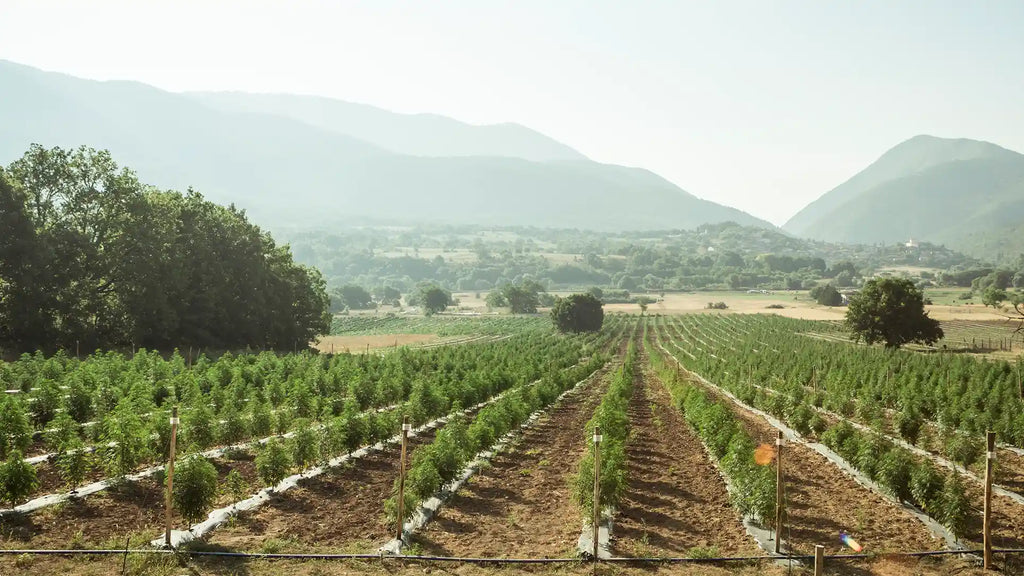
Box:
0;454;259;549
613;353;758;558
206;430;438;553
693;376;942;556
411;362;616;558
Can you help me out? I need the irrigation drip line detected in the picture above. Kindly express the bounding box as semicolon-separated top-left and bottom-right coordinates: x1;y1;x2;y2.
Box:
3;548;1024;563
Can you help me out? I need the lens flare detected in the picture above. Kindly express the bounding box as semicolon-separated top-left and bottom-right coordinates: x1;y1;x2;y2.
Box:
754;443;776;466
840;532;863;552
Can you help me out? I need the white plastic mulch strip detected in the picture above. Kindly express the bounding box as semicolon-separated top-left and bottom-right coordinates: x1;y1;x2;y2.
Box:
380;369;601;555
576;510;613;560
657;342;963;551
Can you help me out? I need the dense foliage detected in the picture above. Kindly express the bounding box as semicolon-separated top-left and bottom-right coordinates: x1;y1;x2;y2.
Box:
0;145;330;353
847;278;943;348
551;293;605;333
283;223;980;295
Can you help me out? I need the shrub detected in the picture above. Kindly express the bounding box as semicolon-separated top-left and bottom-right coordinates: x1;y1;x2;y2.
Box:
0;395;32;459
910;462;944;512
45;412;80;453
172;455;219;524
876;448;913;501
0;450;38;506
218;403;250;446
224;469;248;502
937;472;971;540
290;420;319;469
256;438;292;488
100;402;152;478
55;435;91;490
249;399;274;437
895;408;923;445
944;431;983;469
183;403;216;450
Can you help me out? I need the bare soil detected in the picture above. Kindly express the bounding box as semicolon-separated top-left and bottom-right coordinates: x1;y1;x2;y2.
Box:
613;358;757;558
411;363;614;558
0;452;259;549
205;430;439;552
314;333;438;353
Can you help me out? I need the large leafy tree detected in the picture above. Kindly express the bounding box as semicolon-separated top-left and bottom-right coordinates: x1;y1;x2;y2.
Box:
846;278;943;349
0;145;331;352
551;293;604;333
416;285;452;316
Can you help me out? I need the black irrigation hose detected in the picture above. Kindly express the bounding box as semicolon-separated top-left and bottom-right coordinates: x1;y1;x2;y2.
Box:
2;548;1024;563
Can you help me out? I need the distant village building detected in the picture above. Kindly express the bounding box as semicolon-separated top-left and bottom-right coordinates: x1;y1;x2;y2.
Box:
905;238;918;248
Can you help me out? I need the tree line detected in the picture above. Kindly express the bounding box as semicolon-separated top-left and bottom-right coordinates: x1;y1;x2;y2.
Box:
0;145;330;354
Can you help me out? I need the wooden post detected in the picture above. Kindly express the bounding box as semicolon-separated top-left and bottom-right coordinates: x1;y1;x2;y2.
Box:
396;416;411;541
592;426;602;561
814;545;824;576
76;340;80;360
775;430;784;555
187;346;192;368
984;431;996;570
164;406;179;548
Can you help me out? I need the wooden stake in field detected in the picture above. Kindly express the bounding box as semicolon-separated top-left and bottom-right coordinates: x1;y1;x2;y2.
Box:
164;406;179;548
592;426;602;561
396;416;411;541
775;430;784;555
814;545;824;576
984;430;996;570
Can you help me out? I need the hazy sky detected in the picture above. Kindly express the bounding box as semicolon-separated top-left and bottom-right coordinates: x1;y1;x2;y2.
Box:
3;1;1024;225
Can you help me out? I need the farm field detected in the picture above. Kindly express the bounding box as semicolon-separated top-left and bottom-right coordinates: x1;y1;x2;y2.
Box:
0;313;1019;575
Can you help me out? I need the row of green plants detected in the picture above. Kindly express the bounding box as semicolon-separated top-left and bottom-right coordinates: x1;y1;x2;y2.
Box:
655;317;975;540
821;422;972;540
662;314;1024;449
645;336;776;526
1;332;597;506
572;341;637;519
386;354;608;527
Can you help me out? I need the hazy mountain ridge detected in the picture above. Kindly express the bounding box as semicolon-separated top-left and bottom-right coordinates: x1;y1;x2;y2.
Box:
0;60;773;232
188;91;588;162
783;135;1024;257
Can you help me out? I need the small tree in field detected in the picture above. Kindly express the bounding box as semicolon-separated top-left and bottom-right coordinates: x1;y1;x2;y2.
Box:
846;278;942;349
256;438;292;489
551;293;604;333
0;450;38;506
172;454;219;524
420;286;452;316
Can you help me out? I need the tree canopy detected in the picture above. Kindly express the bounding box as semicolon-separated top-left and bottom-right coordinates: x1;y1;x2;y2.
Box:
0;145;331;353
811;284;843;306
551;293;604;333
845;278;943;349
409;285;452;316
333;284;374;311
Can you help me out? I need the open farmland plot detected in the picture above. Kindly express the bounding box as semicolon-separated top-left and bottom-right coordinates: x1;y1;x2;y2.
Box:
0;330;604;553
652;313;1024;571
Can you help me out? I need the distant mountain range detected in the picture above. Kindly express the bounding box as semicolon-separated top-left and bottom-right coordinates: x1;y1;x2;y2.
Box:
784;135;1024;259
0;60;772;232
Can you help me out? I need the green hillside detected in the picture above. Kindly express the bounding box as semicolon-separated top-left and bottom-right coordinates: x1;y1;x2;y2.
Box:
783;135;1024;258
0;60;773;232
